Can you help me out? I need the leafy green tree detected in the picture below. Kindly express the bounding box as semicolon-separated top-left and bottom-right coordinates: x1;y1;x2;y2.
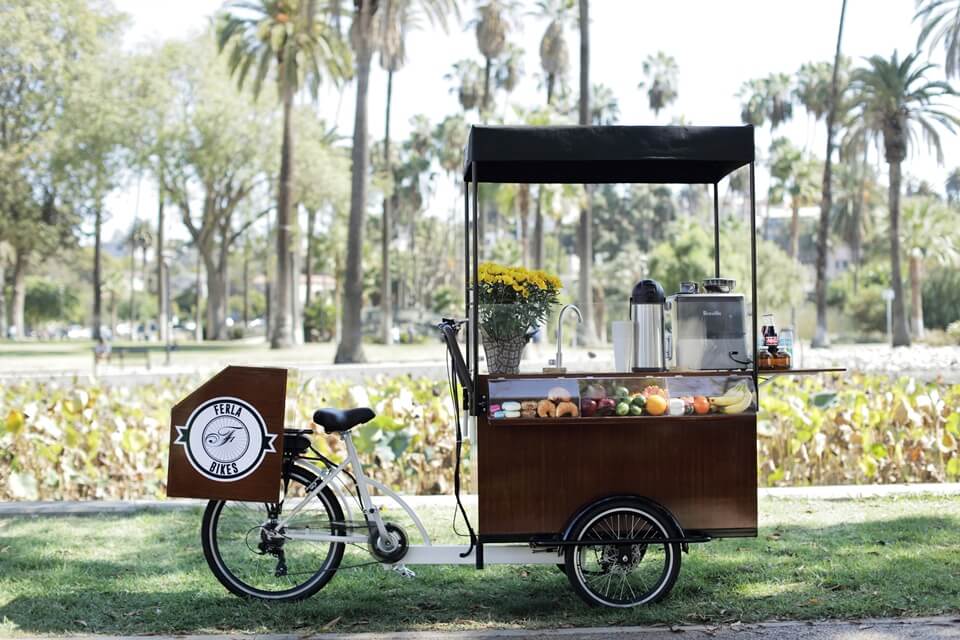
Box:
639;51;679;118
915;0;960;79
24;278;80;330
767;137;822;261
946;167;960;204
590;83;619;125
0;0;117;338
901;197;959;338
831;153;881;293
217;0;349;349
849;50;960;346
159;37;278;340
294;111;349;326
377;0;458;345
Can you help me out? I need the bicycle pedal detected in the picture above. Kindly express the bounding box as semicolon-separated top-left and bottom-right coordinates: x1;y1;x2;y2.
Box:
388;563;416;579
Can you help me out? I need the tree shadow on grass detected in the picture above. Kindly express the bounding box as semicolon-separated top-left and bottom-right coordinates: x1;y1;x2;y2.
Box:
1;514;959;634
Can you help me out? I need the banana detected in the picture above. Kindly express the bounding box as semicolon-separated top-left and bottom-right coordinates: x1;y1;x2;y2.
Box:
709;394;743;407
723;392;755;414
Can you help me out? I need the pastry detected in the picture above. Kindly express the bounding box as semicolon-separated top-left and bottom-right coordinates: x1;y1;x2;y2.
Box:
520;409;537;418
556;401;579;417
537;399;557;418
521;400;538;412
547;386;572;403
502;401;522;412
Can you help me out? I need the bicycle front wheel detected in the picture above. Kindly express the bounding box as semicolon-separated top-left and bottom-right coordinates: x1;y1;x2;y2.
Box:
200;465;346;602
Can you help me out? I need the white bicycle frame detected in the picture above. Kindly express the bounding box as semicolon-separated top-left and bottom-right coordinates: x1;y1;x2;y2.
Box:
275;430;559;566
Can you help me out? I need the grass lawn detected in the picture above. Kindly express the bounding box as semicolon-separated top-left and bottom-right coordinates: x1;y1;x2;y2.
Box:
0;340;446;374
1;496;959;635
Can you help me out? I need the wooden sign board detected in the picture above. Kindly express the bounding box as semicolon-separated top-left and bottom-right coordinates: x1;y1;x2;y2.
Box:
167;366;287;502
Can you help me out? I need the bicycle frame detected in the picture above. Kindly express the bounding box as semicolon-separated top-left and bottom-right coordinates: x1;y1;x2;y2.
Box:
273;430;559;567
277;431;430;546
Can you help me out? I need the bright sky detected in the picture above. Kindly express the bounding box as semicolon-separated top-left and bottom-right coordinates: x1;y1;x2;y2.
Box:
105;0;960;240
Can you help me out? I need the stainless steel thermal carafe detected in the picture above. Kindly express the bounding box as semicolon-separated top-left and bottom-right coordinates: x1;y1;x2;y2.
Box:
630;279;666;371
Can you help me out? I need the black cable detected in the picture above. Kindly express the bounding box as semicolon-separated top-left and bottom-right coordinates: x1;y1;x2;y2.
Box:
446;336;477;557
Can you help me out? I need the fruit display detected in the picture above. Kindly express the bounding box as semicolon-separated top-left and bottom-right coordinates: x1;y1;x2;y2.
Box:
707;381;755;414
488;376;755;420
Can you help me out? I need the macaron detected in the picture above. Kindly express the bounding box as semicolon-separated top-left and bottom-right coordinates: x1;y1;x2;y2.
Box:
502;401;522;412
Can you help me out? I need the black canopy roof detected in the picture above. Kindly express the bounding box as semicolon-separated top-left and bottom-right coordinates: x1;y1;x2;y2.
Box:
463;125;754;184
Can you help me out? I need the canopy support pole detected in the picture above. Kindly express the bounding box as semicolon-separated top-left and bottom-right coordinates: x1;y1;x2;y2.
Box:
749;162;759;392
463;178;471;410
471;163;480;415
713;182;720;278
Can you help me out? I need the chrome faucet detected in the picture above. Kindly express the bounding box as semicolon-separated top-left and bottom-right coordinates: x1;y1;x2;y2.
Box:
554;304;583;370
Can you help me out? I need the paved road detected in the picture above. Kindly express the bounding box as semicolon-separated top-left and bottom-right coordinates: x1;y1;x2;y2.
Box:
10;616;960;639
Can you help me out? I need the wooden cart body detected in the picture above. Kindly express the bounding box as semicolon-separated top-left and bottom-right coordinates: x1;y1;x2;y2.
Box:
460;126;761;544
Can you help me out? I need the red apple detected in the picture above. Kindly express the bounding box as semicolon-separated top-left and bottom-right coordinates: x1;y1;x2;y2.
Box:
580;398;598;417
597;397;617;416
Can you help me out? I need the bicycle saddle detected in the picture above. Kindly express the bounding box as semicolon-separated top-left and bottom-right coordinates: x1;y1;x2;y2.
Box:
312;407;375;433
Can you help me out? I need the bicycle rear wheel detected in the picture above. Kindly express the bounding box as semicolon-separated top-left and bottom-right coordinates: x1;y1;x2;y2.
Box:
201;465;345;602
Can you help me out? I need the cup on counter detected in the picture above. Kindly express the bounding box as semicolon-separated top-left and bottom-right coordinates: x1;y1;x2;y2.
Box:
611;320;633;372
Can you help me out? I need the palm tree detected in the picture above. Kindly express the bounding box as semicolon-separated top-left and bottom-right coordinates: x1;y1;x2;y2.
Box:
336;0;456;363
831;147;880;293
639;51;678;119
474;0;512;114
576;0;597;345
377;0;458;345
915;0;960;79
737;73;794;130
447;59;484;112
946;167;960;204
849;50;960;346
217;0;348;349
590;83;619;125
768;138;822;262
901;197;959;339
534;0;572;106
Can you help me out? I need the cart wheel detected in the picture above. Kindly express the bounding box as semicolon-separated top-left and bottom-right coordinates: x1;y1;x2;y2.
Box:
564;498;681;607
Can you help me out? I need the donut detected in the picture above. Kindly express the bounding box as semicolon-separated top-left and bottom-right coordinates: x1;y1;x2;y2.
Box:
520;409;537;418
547;386;572;403
502;401;522;412
521;400;539;412
537;399;557;418
556;401;579;417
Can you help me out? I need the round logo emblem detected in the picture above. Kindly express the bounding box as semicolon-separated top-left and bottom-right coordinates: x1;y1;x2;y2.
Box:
174;396;277;482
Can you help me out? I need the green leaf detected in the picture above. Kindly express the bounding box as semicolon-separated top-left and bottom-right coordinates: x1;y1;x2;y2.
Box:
946;413;960;436
870;443;888;459
8;472;38;500
947;457;960;478
5;410;25;435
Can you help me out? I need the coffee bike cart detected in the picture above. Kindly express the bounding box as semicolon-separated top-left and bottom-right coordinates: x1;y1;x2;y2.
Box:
170;125;840;608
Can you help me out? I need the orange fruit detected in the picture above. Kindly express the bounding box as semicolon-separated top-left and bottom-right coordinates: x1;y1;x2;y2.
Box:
693;396;710;415
645;394;667;416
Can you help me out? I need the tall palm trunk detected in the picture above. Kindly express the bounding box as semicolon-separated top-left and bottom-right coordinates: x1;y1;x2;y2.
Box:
519;184;530;266
92;210;102;341
577;0;597;345
129;237;136;336
272;79;295;349
12;248;27;339
887;160;910;347
0;260;6;337
812;0;847;349
305;209;316;306
156;179;167;343
852;143;867;293
546;73;555;106
482;57;492;115
909;249;924;339
381;69;394;345
336;29;373;363
789;201;800;261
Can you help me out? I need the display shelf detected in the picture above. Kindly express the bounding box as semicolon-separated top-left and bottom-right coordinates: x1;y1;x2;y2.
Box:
486;413;753;426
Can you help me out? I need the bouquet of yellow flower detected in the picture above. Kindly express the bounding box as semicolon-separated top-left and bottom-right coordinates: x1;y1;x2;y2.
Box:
477;262;562;373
